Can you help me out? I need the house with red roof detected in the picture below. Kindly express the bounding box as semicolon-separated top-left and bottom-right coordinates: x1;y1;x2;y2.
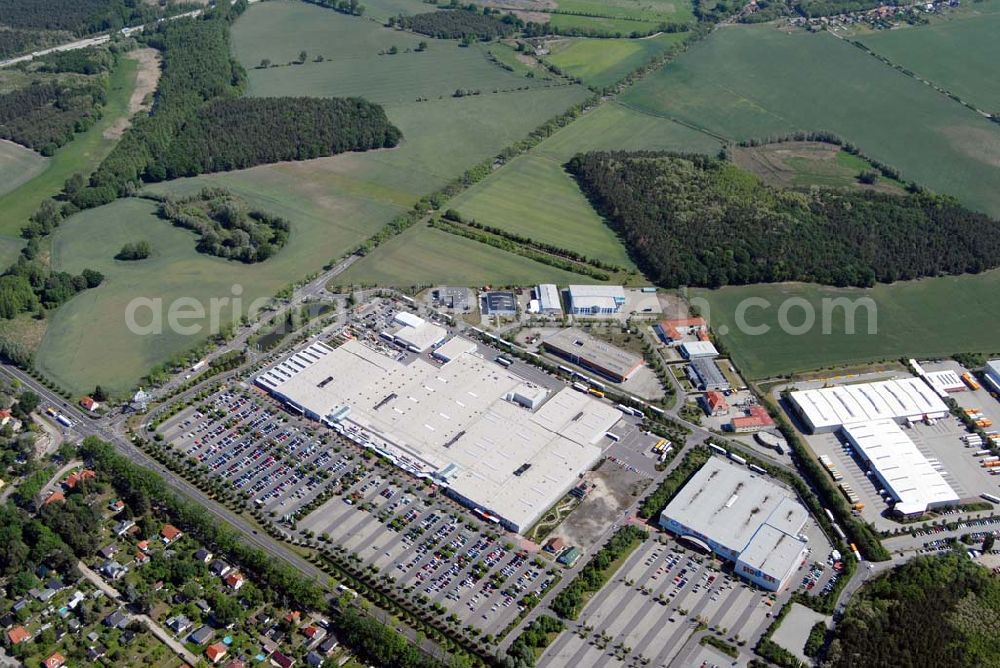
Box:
7;626;31;645
730;405;775;433
80;396;100;412
160;524;182;544
701;391;729;417
655;317;707;346
42;490;65;506
224;571;245;591
206;642;228;664
43;652;65;668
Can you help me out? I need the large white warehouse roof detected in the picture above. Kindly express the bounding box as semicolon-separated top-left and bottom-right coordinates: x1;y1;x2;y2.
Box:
257;338;622;532
790;377;948;432
842;419;959;516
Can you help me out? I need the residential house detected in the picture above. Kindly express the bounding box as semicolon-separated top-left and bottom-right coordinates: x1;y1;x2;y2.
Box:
209;560;231;577
80;396;100;412
99;560;127;581
206;642;229;664
160;524;182;544
7;625;31;645
270;651;295;668
194;548;213;563
43;651;65;668
302;624;325;647
701;390;729;417
305;651;324;668
98;544;118;560
108;499;125;513
167;615;193;635
134;551;149;566
86;645;107;661
317;635;339;655
188;625;214;646
114;519;136;537
137;540;151;553
104;610;128;629
224;572;245;591
42;490;65;506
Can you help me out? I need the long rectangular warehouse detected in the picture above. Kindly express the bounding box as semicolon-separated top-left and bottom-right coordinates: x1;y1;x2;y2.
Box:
257;337;622;532
842;419;959;516
541;327;643;383
790;377;948;433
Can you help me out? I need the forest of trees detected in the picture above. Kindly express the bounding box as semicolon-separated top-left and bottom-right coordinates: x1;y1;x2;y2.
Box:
569;151;1000;288
394;8;520;40
0;27;68;59
33;45;116;74
0;78;107;154
823;554;1000;667
150;96;401;179
2;254;103;313
0;0;169;36
156;188;291;263
74;5;399;208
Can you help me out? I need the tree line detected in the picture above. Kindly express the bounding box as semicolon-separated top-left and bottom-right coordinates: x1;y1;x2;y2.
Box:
148;96;400;180
0;0;172;37
155;188;291;264
392;7;520;40
550;526;647;619
569;150;1000;288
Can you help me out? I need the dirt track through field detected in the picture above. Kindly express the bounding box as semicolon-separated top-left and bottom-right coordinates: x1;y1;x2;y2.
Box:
104;48;161;140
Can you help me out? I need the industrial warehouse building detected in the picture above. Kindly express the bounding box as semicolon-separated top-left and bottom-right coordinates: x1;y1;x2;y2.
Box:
659;457;809;591
842;419;959;516
256;337;623;532
986;360;1000;394
541;328;644;383
384;312;446;353
790;378;955;516
482;291;517;316
789;378;948;434
686;358;730;392
567;285;625;315
535;284;563;315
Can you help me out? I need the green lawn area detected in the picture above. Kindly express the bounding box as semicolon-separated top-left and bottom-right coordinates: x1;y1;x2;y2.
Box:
0;53;139;242
621;24;1000;217
858;0;1000;112
548;14;663;36
335;221;594;288
536;101;722;161
37;189;402;396
557;0;695;23
232;0;555;105
0;139;48;198
449;153;637;268
693;271;1000;380
544;33;687;89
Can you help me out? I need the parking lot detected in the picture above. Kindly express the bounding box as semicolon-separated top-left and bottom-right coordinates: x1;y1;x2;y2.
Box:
158;387;338;521
539;539;780;668
298;487;557;637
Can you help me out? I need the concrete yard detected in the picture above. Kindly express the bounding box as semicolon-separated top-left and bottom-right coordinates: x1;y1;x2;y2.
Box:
770;603;830;664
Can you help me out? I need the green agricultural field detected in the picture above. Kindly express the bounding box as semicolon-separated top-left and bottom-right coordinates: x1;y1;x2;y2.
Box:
335;221;593;288
548;14;662;36
621;24;1000;216
449;153;636;268
693;271;1000;380
441;102;719;274
232;0;554;105
537;101;722;161
0;54;139;245
556;0;695;23
37;190;403;396
857;1;1000;112
544;33;687;89
0;139;47;198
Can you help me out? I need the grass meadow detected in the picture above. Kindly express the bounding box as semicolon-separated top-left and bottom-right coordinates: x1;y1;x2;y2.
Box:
35;1;594;393
448;153;637;268
334;221;590;287
556;0;695;23
857;0;1000;112
0;140;48;198
693;271;1000;380
37;189;402;395
0;55;139;259
548;14;663;35
621;24;1000;216
232;1;557;105
543;33;687;89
